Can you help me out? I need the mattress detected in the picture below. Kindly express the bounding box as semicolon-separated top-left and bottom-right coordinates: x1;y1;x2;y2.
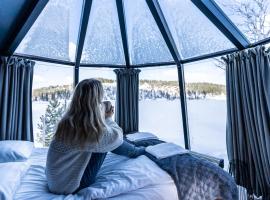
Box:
14;148;178;200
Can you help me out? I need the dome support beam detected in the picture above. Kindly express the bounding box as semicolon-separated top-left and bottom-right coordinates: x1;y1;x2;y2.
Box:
145;0;181;63
2;0;49;55
177;63;191;150
116;0;130;67
74;0;93;87
146;0;190;150
191;0;250;50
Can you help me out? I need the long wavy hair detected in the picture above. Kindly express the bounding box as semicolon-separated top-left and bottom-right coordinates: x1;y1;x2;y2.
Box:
54;79;106;147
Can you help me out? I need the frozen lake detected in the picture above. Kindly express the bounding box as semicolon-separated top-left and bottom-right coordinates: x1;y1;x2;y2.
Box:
32;99;228;168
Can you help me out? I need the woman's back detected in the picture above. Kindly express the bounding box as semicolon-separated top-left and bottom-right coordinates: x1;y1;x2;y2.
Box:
46;118;123;194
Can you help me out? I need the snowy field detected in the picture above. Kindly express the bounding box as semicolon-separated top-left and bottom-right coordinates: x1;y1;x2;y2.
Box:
32;99;228;168
139;99;228;167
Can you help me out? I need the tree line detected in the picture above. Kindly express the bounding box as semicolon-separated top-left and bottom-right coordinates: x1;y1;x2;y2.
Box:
33;80;226;102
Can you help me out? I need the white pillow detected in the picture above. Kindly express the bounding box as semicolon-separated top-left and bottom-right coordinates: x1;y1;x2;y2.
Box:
0;141;34;162
126;132;158;142
0;162;29;200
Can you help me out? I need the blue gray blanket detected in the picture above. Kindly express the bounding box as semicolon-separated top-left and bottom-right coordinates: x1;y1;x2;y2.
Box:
131;139;238;200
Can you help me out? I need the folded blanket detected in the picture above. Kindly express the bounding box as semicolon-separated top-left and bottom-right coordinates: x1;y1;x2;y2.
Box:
146;143;188;159
126;132;158;142
131;139;238;200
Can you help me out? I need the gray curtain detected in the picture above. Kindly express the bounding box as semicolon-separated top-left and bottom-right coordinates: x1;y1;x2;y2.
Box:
0;56;35;141
114;68;141;134
224;46;270;198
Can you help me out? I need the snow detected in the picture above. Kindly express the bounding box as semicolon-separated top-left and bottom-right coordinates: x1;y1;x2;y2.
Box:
32;101;49;147
32;99;228;167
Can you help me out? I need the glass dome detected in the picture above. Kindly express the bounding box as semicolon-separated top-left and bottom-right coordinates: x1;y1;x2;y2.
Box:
12;0;270;66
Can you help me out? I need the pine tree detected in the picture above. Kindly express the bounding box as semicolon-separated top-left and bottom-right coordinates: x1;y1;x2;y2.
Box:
37;98;66;147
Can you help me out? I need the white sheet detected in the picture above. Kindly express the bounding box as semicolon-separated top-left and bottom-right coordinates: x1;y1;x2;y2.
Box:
0;162;29;200
14;148;178;200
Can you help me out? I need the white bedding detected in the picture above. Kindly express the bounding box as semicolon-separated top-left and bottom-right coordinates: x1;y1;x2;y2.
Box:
0;162;29;200
14;148;178;200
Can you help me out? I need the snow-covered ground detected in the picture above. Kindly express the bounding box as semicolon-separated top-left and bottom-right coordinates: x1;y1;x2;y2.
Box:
139;99;228;167
32;99;228;167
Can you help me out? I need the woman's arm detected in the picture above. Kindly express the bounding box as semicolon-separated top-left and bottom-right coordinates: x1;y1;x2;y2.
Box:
90;118;124;153
111;139;145;158
90;118;145;158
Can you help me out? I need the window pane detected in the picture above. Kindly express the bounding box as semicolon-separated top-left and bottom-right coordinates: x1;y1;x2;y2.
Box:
215;0;270;43
124;0;173;65
32;62;73;147
139;67;184;146
79;68;117;110
81;0;125;65
184;58;228;167
16;0;83;61
158;0;235;58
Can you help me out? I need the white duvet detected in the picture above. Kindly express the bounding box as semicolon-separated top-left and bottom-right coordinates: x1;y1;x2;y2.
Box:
14;148;178;200
0;162;29;200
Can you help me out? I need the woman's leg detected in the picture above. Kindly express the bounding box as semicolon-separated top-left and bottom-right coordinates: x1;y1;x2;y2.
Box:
75;140;144;193
112;140;145;158
78;152;107;191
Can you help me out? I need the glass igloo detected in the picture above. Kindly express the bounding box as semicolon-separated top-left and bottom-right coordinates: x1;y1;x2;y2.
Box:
1;0;270;166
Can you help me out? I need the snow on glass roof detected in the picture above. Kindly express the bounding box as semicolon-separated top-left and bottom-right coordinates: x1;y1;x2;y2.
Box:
15;0;270;65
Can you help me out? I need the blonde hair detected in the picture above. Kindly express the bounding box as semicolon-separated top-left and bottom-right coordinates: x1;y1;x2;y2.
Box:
54;79;105;147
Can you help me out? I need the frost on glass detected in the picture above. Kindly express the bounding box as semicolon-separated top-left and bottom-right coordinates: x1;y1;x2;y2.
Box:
215;0;270;43
124;0;173;65
81;0;125;65
32;62;73;147
139;67;184;147
184;58;228;167
159;0;235;58
16;0;83;61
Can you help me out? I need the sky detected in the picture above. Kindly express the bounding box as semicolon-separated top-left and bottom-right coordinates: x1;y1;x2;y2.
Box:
32;58;226;89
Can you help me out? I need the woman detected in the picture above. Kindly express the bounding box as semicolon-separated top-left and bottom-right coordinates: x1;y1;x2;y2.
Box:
46;78;145;195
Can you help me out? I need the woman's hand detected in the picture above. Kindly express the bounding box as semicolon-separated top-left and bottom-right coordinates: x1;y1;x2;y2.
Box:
105;105;114;118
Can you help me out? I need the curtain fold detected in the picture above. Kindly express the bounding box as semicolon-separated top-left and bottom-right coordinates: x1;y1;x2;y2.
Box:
0;56;35;141
114;68;141;134
224;46;270;199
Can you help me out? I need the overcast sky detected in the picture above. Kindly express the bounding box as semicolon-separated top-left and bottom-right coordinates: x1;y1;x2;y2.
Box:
32;58;226;89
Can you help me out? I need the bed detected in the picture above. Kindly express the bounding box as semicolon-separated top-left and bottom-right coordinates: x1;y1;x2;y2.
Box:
13;148;178;200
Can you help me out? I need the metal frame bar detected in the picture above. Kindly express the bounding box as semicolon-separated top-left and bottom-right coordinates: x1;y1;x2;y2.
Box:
191;0;250;50
177;64;190;149
249;37;270;48
79;63;125;68
15;41;270;69
145;0;181;62
132;61;176;68
181;48;238;64
146;0;190;149
14;53;75;66
3;0;49;55
116;0;130;67
74;0;93;87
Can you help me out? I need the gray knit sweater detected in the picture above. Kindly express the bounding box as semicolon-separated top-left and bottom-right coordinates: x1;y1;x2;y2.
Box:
46;118;123;194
